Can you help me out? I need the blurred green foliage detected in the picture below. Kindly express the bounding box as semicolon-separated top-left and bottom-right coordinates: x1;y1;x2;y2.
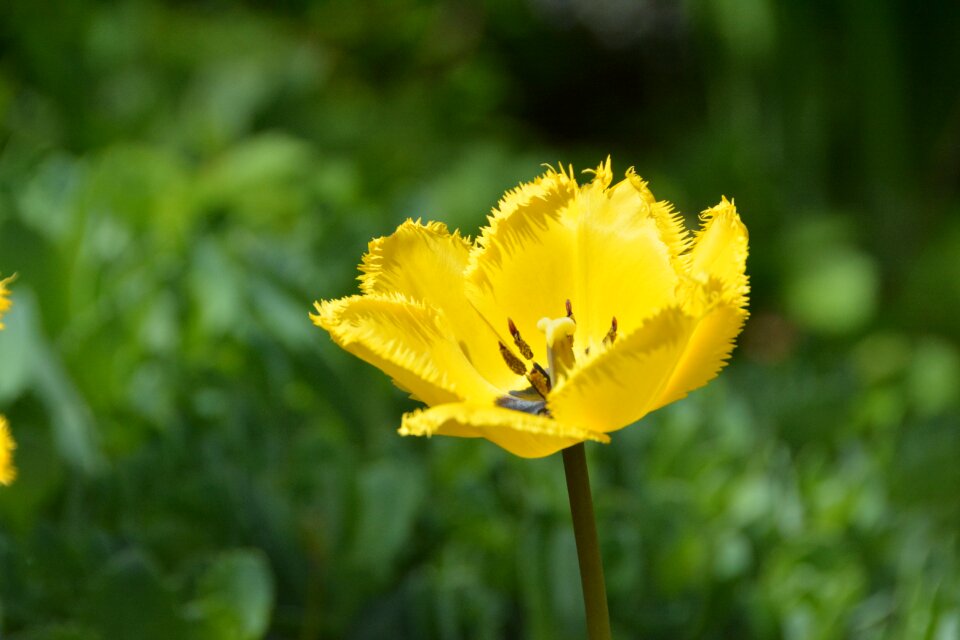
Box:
1;0;959;638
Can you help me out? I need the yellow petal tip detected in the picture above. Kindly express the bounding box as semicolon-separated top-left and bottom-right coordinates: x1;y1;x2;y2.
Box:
399;403;610;458
0;415;16;486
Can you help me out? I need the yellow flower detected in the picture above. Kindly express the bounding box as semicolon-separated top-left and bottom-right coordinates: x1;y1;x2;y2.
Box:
1;275;14;485
313;159;749;458
0;415;15;486
0;274;12;330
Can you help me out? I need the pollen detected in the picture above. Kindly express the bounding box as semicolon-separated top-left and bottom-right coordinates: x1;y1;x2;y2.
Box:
508;318;535;360
498;341;527;375
528;362;552;398
604;317;618;345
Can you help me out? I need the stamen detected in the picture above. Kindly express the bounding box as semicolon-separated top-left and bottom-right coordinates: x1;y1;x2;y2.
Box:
603;316;618;345
527;362;552;398
495;395;547;415
507;318;534;360
498;341;527;375
496;305;597;417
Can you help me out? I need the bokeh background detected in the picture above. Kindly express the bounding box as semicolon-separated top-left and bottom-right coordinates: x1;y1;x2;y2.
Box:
1;0;959;638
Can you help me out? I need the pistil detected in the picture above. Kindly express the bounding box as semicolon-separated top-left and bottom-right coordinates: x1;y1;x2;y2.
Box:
537;316;577;385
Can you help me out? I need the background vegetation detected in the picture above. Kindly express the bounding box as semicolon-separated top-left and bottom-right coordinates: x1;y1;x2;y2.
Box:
1;0;959;638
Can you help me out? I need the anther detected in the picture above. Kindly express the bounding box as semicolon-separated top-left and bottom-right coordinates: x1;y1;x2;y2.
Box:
507;318;534;360
527;362;552;398
603;316;618;345
565;299;576;322
498;341;527;375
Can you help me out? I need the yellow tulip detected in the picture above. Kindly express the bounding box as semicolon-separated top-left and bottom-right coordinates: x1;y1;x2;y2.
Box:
0;275;14;485
0;415;15;486
313;159;749;458
0;274;11;330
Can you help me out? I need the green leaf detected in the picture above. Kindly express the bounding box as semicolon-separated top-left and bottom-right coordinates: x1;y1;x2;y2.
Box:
82;551;189;640
0;289;104;474
785;247;879;335
188;549;275;640
351;458;425;580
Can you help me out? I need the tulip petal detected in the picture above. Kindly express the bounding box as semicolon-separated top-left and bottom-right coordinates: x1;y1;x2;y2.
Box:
650;291;747;411
467;163;692;359
399;402;609;458
312;294;501;407
570;170;682;350
0;415;15;486
466;166;580;363
359;219;521;391
640;199;749;409
621;171;693;266
548;307;696;433
687;197;749;300
0;275;12;330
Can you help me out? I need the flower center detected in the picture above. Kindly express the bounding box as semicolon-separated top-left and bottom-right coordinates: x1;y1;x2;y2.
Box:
494;300;617;416
536;315;576;385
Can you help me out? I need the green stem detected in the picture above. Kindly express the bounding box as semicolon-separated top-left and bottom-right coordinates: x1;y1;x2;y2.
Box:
562;442;612;640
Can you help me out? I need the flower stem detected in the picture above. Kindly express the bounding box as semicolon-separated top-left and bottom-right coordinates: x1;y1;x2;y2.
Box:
562;442;612;640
